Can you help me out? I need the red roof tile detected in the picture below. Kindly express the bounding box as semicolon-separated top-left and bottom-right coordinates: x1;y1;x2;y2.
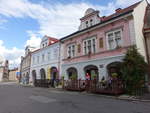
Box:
101;1;141;22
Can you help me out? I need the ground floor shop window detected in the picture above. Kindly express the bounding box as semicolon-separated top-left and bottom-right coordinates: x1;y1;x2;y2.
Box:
40;68;46;80
67;67;78;80
107;62;122;79
84;65;99;80
50;67;58;87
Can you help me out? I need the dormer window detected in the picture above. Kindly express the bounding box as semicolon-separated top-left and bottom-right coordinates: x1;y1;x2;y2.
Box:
79;8;100;30
90;19;93;26
40;36;58;48
86;21;88;28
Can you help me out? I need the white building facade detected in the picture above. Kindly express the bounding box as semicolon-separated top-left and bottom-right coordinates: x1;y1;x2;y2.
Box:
29;36;60;84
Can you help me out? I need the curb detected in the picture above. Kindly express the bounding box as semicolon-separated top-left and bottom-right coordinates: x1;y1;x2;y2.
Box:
58;89;150;102
117;97;150;102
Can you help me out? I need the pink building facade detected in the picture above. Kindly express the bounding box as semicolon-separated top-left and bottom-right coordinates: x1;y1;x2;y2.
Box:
60;0;149;81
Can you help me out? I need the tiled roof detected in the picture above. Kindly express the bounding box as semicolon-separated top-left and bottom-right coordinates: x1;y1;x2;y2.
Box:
101;1;140;22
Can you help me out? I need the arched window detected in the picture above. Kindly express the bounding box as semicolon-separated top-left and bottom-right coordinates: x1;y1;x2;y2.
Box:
50;67;58;80
67;67;78;80
84;65;99;80
107;62;122;78
40;68;46;80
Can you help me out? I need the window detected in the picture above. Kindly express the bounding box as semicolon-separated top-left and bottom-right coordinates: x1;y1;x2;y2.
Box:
115;31;121;47
42;54;45;61
86;21;88;28
107;29;122;50
33;56;35;64
53;47;58;58
84;41;87;54
68;46;71;57
37;56;39;63
92;39;96;53
88;40;92;53
72;45;75;57
90;19;93;26
83;37;96;55
47;52;50;60
67;44;76;58
108;33;114;49
99;38;104;48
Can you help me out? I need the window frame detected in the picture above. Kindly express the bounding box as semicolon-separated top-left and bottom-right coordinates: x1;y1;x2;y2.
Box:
67;43;76;58
106;29;123;50
83;36;97;55
47;52;50;60
42;54;45;62
37;56;40;64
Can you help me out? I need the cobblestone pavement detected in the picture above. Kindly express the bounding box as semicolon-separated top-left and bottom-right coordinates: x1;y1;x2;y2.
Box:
0;82;150;113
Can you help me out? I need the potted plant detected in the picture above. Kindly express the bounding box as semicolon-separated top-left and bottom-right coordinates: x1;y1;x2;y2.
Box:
70;74;77;80
111;73;118;80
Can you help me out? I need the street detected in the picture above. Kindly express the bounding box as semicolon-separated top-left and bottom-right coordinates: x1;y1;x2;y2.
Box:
0;83;150;113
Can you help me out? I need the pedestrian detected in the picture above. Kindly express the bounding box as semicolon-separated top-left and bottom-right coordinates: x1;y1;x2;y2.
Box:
85;73;90;92
86;73;90;80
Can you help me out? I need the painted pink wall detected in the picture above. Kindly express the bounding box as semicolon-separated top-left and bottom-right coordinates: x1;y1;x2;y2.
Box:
63;18;133;64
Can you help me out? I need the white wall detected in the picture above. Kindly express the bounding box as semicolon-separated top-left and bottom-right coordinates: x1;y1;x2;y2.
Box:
30;42;60;80
133;0;148;61
129;19;136;45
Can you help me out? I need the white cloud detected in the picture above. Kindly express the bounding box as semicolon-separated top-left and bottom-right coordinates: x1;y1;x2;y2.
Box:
36;2;118;38
116;0;140;7
25;31;41;48
0;40;24;68
0;0;118;38
0;0;149;38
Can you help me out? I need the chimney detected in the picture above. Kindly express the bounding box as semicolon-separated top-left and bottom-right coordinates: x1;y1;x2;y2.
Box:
115;8;122;13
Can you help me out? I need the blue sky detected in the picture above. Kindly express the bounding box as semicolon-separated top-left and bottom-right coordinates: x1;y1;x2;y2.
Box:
0;0;146;68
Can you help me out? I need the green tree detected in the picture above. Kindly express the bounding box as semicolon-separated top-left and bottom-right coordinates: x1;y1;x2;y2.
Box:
121;46;148;95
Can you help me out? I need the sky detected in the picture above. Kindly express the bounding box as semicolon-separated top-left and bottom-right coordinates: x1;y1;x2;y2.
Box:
0;0;149;68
